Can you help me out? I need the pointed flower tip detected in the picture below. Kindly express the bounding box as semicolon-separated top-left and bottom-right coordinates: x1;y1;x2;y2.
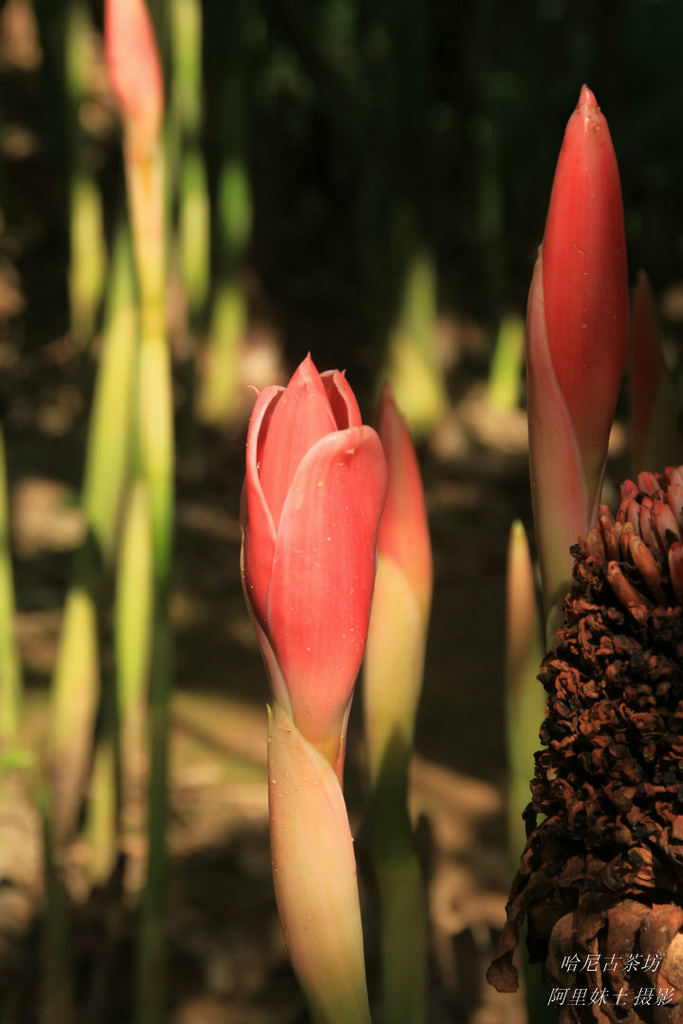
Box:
573;85;606;138
578;84;599;113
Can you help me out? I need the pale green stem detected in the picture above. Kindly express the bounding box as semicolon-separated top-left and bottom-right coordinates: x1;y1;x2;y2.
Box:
370;750;428;1024
82;220;138;561
48;220;137;842
75;222;136;877
168;0;208;439
268;703;372;1024
116;481;153;839
364;555;429;1024
375;852;428;1024
123;133;174;1024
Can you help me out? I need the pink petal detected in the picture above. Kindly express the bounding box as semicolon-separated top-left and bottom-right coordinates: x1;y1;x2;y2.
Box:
258;354;337;529
321;370;363;429
267;426;387;758
242;385;282;628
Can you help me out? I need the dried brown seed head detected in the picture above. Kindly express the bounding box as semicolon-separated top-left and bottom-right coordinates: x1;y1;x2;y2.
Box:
489;468;683;1022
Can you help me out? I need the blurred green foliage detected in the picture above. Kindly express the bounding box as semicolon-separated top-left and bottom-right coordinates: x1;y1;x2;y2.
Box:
223;0;683;351
8;0;682;391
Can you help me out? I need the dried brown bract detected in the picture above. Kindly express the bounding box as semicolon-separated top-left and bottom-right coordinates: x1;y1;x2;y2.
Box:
489;467;683;1022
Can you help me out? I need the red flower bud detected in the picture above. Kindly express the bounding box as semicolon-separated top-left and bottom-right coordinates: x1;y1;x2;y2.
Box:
527;86;629;612
541;86;629;475
241;355;387;773
104;0;163;143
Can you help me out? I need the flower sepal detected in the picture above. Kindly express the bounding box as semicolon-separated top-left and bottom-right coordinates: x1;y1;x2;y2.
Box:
268;701;371;1024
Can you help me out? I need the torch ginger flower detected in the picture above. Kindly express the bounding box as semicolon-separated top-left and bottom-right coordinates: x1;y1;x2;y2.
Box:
527;85;629;619
241;353;387;775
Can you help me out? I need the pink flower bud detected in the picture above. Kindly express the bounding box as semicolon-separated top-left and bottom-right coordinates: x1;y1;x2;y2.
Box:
241;355;387;774
363;387;432;789
527;86;629;612
376;385;432;625
104;0;163;143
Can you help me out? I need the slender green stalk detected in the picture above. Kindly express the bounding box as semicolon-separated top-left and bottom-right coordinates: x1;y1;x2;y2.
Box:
116;480;153;839
370;753;428;1024
122;113;174;1024
269;704;372;1024
0;423;22;750
81;221;139;880
363;389;432;1024
83;222;139;560
166;0;209;438
47;221;138;842
364;554;429;1024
